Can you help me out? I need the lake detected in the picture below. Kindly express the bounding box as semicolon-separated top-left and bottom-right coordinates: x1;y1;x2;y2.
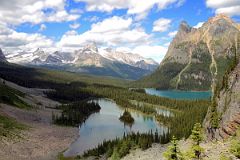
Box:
145;88;212;100
64;98;168;157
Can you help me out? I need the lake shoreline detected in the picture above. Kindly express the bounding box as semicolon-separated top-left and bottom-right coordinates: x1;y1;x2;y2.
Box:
145;88;212;100
64;98;168;157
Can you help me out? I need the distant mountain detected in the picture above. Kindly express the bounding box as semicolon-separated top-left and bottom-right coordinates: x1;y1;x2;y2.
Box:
136;14;240;90
0;48;7;62
100;48;158;71
6;44;158;80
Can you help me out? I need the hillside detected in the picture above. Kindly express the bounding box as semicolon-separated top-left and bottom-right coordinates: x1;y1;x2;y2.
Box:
0;62;131;88
205;51;240;140
136;14;240;91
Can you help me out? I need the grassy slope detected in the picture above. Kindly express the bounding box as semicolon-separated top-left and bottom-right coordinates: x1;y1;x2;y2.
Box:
0;114;27;139
133;62;186;89
0;62;131;88
0;83;31;109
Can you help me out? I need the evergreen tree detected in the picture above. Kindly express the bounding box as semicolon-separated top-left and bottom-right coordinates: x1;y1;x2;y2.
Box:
163;136;182;160
111;147;120;160
190;123;203;145
189;123;204;159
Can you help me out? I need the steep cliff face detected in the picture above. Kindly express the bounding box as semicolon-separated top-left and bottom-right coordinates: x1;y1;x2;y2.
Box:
205;59;240;140
137;14;240;90
0;48;6;62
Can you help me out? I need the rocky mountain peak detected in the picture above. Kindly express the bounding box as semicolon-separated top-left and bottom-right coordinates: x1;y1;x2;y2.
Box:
179;20;192;33
33;48;45;56
137;15;240;90
172;21;192;42
82;42;98;54
0;48;7;62
207;14;233;24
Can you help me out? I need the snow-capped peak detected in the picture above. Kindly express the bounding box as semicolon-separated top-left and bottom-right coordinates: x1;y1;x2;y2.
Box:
5;43;158;71
82;42;98;54
99;47;158;65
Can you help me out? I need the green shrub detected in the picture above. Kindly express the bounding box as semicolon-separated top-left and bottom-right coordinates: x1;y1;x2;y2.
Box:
230;139;240;158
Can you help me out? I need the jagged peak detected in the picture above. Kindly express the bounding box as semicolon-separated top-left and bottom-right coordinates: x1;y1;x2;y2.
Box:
207;14;233;24
0;48;7;61
82;42;98;53
34;48;43;52
179;20;192;33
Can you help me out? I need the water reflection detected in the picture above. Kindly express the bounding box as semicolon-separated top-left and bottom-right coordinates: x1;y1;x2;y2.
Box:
64;98;168;157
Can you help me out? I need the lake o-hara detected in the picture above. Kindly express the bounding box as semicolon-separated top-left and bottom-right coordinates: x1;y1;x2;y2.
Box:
1;1;240;160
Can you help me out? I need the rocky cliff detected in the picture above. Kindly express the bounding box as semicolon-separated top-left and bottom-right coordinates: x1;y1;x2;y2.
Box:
205;57;240;140
0;48;6;62
137;14;240;90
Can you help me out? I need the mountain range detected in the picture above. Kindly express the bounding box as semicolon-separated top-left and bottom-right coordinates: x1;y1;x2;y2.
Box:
4;43;158;80
136;14;240;90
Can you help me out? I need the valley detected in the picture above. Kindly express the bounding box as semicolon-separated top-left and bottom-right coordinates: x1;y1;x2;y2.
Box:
0;61;209;160
0;12;240;160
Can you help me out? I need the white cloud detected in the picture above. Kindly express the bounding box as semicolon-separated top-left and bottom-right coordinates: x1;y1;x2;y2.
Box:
87;16;100;22
91;16;132;33
69;23;80;29
0;0;80;25
153;18;172;32
206;0;240;16
75;0;185;19
168;30;177;37
0;24;54;53
193;22;204;28
58;16;151;49
39;24;47;31
132;45;168;62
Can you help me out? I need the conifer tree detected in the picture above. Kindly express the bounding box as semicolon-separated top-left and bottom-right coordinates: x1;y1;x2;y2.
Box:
189;123;204;159
163;136;182;160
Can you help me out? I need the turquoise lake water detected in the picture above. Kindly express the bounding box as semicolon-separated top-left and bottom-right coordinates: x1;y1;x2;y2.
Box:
64;89;211;157
145;88;212;100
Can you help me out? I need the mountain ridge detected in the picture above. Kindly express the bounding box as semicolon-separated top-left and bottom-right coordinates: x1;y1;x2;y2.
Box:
5;44;158;80
135;14;240;90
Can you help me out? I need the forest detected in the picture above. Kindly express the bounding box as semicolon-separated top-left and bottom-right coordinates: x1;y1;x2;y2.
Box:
80;131;170;159
52;101;101;126
0;62;211;159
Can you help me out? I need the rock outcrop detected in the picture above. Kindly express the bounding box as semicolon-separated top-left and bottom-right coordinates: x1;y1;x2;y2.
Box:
0;48;6;62
205;60;240;140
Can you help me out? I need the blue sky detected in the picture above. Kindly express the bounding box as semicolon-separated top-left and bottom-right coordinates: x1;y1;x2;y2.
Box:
0;0;240;62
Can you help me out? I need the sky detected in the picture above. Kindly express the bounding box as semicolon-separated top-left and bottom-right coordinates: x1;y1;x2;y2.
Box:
0;0;240;62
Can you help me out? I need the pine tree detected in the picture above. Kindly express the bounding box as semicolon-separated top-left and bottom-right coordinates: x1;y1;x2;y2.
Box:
111;147;120;160
190;123;203;145
163;136;182;160
189;123;204;159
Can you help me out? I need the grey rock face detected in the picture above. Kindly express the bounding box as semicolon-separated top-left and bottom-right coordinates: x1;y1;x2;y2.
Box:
0;48;6;62
205;61;240;140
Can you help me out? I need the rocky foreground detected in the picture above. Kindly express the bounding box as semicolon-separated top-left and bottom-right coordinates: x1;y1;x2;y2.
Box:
0;80;78;160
